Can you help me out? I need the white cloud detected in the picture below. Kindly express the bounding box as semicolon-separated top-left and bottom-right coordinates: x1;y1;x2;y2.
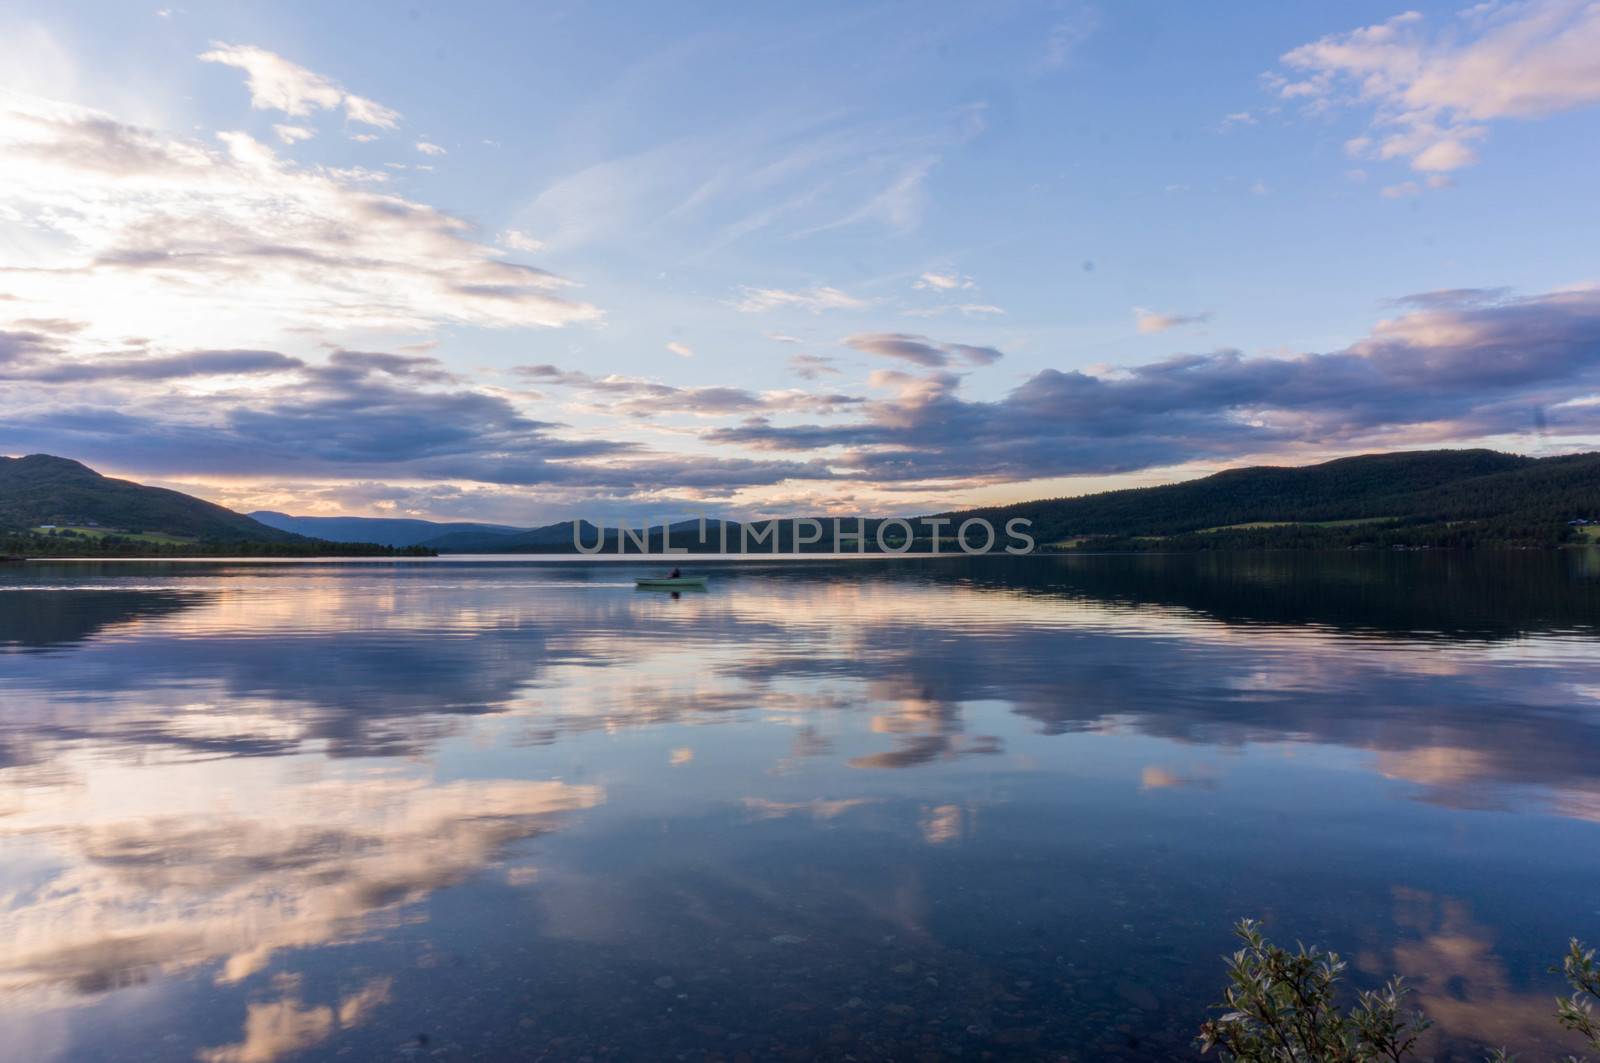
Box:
498;229;545;252
666;341;694;358
0;772;602;997
415;140;446;156
913;271;975;291
199;43;400;128
272;123;314;144
342;94;400;128
0;88;600;351
1134;307;1213;333
903;303;1005;318
1272;2;1600;178
735;285;869;314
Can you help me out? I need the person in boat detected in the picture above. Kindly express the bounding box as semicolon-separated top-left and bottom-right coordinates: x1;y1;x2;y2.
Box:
667;566;681;579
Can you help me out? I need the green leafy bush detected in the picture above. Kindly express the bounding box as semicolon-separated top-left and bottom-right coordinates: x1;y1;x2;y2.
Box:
1199;919;1600;1063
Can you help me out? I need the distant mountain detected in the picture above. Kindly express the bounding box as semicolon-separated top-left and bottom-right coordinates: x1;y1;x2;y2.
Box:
417;519;742;553
0;455;301;542
250;511;525;548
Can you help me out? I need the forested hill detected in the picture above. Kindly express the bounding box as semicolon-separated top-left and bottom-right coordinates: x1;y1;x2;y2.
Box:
0;455;432;556
0;455;300;542
947;449;1600;549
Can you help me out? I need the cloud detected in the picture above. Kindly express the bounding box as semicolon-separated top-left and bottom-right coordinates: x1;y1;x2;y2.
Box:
0;329;61;363
0;347;304;383
1271;2;1600;178
516;363;861;419
199;43;400;128
844;332;1004;368
0;775;601;997
200;979;392;1063
902;303;1005;319
271;123;313;144
665;341;694;359
735;286;869;313
519;103;984;253
708;285;1600;483
1039;5;1100;70
0;88;600;347
913;271;975;291
498;229;544;252
415;140;446;156
1134;307;1213;334
0;357;841;496
788;354;839;380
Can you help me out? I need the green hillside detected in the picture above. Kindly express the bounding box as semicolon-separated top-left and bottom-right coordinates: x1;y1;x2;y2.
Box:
0;454;300;542
950;449;1600;550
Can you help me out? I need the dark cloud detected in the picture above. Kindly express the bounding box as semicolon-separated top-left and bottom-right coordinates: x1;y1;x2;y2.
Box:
0;329;59;364
711;288;1600;481
788;354;839;380
0;347;838;493
1;348;303;383
844;332;1003;368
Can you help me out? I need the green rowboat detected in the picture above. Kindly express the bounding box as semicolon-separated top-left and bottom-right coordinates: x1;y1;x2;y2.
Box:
635;576;708;590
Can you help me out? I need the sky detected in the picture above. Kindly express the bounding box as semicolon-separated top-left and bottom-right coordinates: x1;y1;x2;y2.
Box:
1;0;1599;525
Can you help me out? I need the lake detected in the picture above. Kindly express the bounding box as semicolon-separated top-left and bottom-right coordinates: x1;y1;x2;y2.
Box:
2;552;1598;1061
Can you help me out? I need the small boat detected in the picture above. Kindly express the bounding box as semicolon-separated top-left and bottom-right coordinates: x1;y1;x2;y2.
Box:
635;576;708;590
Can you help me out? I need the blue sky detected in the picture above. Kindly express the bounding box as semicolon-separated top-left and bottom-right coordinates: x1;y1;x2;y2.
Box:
2;0;1598;522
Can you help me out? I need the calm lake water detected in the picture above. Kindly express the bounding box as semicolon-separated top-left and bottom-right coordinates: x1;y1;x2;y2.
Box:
2;552;1599;1061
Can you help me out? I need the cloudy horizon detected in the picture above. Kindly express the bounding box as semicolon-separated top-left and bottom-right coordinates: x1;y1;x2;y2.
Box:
3;1;1599;524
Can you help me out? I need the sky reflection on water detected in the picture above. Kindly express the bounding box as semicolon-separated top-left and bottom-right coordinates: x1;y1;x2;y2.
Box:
1;553;1598;1061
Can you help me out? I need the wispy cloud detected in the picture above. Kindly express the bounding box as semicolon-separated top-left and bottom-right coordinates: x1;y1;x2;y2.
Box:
415;140;446;156
735;286;869;314
517;363;860;419
913;271;975;291
200;43;400;129
844;332;1003;368
903;303;1005;319
1134;308;1213;334
788;353;839;380
498;229;544;252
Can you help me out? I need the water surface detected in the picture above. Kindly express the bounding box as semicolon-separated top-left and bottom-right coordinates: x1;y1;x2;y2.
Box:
3;553;1598;1061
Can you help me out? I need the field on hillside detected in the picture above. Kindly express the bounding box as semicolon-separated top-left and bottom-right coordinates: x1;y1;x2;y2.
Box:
33;525;196;545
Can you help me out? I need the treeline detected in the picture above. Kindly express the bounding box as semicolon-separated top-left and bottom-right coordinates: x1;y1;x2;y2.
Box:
0;530;435;558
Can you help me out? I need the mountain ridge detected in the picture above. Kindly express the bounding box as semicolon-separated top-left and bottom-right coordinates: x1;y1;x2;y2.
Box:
0;454;302;543
249;511;525;548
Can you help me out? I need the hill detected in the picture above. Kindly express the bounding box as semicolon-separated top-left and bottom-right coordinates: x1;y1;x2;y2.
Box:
0;455;301;543
250;512;524;548
951;449;1600;550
